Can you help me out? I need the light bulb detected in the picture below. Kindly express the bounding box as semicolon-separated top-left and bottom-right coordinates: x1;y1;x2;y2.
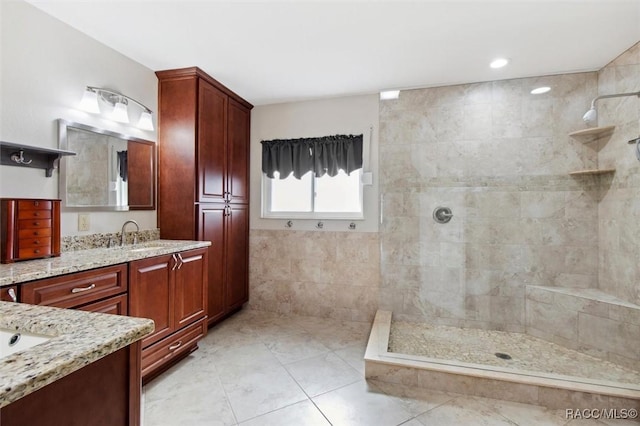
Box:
112;100;129;123
137;111;154;131
80;88;100;113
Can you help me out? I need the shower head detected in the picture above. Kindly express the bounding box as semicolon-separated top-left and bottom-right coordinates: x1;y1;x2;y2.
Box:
582;106;597;124
583;90;640;125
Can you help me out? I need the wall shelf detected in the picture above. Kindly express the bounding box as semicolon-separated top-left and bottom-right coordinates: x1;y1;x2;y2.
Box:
569;168;615;176
0;141;76;177
568;125;615;140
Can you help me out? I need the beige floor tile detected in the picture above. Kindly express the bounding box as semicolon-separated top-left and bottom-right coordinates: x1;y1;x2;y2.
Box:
312;380;414;426
220;364;308;423
285;352;362;397
414;395;518;425
144;371;236;426
399;420;427;426
264;332;331;364
211;343;280;379
334;343;368;375
238;400;330;426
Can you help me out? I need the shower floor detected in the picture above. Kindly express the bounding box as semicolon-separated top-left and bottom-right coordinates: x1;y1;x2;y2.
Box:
388;320;640;386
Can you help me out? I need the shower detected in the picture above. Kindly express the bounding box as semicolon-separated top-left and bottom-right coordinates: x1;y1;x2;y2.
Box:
582;90;640;123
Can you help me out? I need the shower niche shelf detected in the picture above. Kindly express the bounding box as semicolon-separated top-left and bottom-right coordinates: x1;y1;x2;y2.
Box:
569;168;615;176
568;125;615;141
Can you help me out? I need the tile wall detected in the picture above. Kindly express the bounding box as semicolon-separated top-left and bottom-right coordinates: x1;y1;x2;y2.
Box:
378;72;601;330
248;230;380;321
597;42;640;306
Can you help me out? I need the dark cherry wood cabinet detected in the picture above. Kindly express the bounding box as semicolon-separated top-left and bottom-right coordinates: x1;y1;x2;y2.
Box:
0;343;141;426
21;264;128;310
128;247;208;381
156;67;252;327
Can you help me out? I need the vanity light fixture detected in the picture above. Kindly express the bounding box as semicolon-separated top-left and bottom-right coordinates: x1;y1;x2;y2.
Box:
531;86;551;95
80;86;154;131
490;58;509;69
380;90;400;100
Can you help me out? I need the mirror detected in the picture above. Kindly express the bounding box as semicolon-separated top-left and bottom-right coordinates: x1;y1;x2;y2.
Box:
58;119;156;211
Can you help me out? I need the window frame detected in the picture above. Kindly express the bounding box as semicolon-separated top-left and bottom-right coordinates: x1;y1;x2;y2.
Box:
261;169;365;220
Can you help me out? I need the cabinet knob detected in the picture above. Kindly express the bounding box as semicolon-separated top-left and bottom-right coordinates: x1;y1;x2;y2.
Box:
33;222;40;226
33;231;39;236
34;240;40;245
34;249;40;254
34;201;39;207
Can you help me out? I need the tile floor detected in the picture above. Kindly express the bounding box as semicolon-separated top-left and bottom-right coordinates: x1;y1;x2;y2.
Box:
142;310;638;425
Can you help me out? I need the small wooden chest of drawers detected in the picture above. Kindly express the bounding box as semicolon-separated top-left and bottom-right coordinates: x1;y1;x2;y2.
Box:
1;198;61;263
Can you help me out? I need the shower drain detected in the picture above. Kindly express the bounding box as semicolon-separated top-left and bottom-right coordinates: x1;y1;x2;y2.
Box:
495;352;512;360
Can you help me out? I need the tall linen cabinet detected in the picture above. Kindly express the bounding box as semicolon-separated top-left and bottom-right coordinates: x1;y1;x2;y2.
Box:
156;67;252;326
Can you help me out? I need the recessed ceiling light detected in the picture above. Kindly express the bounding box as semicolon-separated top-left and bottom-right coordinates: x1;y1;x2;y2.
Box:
530;86;551;95
380;90;400;100
490;58;509;69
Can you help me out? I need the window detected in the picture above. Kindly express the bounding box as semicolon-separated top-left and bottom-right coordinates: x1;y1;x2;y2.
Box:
260;133;364;220
263;169;363;219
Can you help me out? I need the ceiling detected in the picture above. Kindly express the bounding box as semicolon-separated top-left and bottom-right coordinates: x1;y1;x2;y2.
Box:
26;1;640;106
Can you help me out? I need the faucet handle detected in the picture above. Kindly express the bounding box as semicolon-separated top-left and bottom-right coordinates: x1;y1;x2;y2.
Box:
108;236;116;248
133;232;138;245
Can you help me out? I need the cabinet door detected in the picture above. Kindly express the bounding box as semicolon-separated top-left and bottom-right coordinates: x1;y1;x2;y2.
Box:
198;204;226;325
174;248;208;328
157;76;198;240
226;204;249;310
227;98;250;204
129;254;175;347
198;80;227;202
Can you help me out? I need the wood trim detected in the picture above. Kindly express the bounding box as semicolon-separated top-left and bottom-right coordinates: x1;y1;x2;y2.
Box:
129;341;142;426
155;67;253;110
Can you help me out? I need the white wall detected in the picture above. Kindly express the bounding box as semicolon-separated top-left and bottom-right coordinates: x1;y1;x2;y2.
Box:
250;94;380;232
0;0;157;235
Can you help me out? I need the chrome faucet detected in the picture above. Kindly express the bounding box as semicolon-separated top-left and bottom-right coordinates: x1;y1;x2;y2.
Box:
120;219;140;246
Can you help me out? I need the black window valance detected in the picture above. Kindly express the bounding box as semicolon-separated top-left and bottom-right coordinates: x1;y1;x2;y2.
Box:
261;134;363;179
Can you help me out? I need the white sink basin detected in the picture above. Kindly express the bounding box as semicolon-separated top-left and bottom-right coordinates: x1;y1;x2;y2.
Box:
0;328;52;358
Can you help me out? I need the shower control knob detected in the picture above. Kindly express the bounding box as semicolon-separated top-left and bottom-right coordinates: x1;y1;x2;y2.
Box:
433;207;453;224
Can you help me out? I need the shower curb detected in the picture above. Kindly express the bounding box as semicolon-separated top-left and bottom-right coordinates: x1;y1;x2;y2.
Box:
364;310;640;410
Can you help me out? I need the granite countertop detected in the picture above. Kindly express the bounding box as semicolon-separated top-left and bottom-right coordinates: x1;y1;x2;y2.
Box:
0;301;154;407
0;239;211;286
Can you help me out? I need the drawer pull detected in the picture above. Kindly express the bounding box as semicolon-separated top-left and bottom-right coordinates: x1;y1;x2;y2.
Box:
71;283;96;293
168;341;182;351
7;288;17;302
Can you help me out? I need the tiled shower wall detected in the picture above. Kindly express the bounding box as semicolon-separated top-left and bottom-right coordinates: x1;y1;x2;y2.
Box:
379;73;602;331
248;230;380;321
597;42;640;306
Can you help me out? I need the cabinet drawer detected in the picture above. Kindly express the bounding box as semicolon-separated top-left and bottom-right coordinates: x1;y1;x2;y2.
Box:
21;264;128;309
77;294;128;316
18;219;52;229
141;318;206;379
18;209;52;220
18;228;52;239
17;200;52;210
18;237;51;249
18;246;52;259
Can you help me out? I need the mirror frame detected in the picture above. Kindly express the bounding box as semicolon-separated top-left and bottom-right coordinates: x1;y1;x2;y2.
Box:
58;119;156;211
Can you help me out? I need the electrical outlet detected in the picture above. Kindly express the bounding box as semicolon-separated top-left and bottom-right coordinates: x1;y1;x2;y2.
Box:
78;214;90;231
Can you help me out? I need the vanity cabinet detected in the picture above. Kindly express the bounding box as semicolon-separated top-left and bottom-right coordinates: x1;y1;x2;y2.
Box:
128;247;208;381
21;264;128;312
156;67;252;327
